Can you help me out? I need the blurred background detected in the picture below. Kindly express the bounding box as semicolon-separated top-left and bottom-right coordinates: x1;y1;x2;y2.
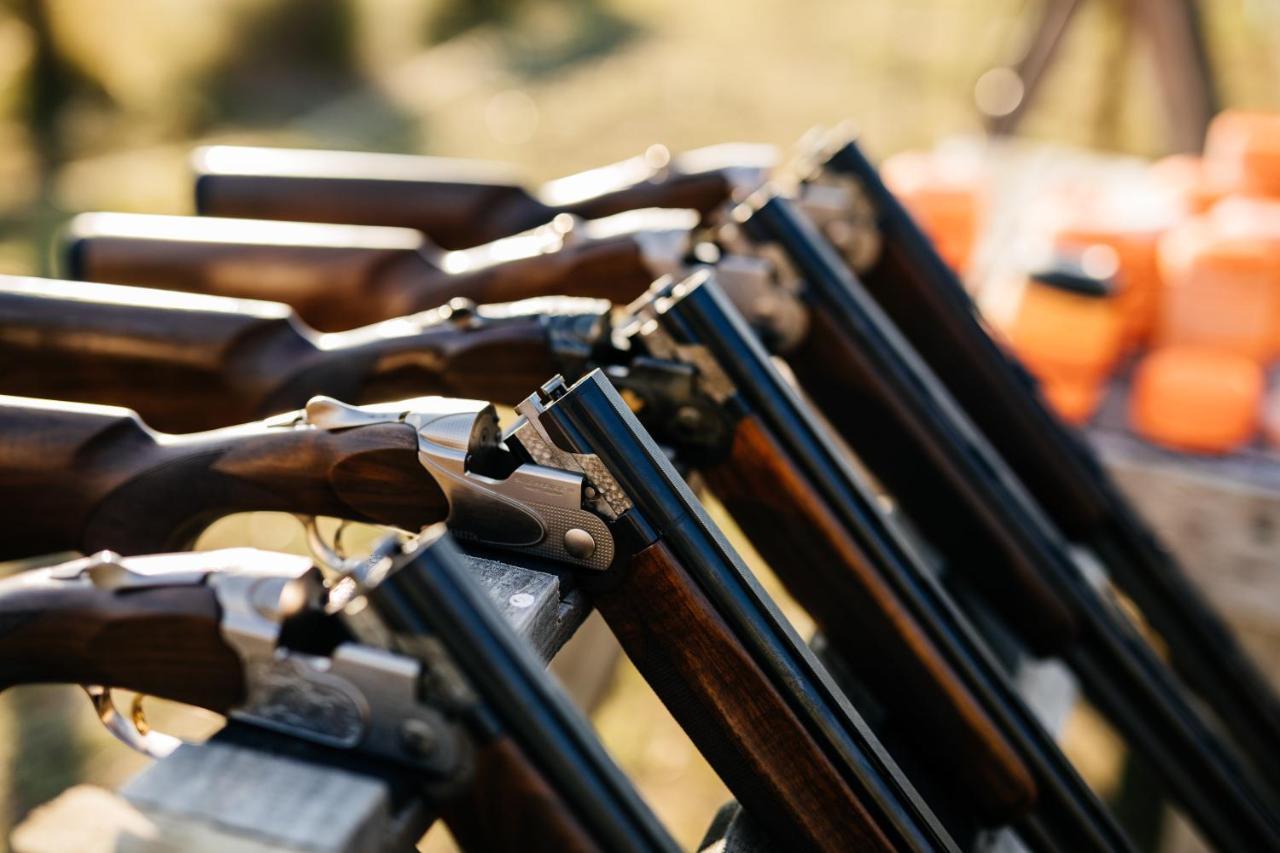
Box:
2;0;1280;850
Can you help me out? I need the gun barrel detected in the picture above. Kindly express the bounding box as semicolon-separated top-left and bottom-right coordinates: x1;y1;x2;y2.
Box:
822;137;1280;795
741;195;1280;850
538;371;958;852
650;272;1131;851
370;532;678;853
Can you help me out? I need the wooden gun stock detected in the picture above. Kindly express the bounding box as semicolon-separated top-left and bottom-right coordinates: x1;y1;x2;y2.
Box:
0;568;243;711
441;736;600;853
192;145;738;248
65;214;658;331
702;413;1035;822
594;539;895;851
0;397;444;559
66;216;435;330
0;277;561;431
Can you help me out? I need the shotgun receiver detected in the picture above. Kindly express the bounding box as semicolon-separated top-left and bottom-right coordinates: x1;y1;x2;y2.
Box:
0;379;957;851
0;535;679;852
724;192;1280;851
1;272;1130;848
191;143;773;248
787;129;1280;798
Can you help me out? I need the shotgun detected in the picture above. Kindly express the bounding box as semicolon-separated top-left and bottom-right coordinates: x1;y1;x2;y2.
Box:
57;195;1279;844
0;534;679;852
190;143;773;248
190;136;1280;778
723;191;1280;851
786;129;1280;795
0;378;957;851
0;272;1129;849
63;210;702;333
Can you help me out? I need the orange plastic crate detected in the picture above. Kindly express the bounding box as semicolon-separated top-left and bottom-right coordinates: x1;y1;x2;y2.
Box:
1157;215;1280;362
1205;110;1280;198
1149;154;1224;214
1006;256;1125;423
1129;346;1263;454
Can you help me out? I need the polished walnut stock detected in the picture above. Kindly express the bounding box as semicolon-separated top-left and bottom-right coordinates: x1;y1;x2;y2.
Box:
0;277;563;432
441;735;600;853
66;213;662;331
702;413;1034;822
0;396;444;559
0;567;243;711
593;539;895;851
192;144;746;248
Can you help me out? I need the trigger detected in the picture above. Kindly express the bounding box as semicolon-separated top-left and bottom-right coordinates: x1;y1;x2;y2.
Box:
84;685;182;760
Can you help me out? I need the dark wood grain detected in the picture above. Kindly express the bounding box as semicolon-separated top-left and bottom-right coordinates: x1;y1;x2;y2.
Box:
0;279;558;431
71;233;436;331
193;158;731;249
561;172;731;226
425;236;654;314
0;397;446;558
195;173;553;250
702;414;1036;822
0;577;243;712
785;308;1077;656
71;221;656;332
441;735;599;853
594;539;896;852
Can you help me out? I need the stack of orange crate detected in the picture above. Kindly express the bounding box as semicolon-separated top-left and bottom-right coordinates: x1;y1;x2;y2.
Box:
973;111;1280;457
891;112;1280;454
890;120;1280;682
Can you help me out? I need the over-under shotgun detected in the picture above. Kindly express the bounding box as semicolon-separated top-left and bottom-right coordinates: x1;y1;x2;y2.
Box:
0;272;1129;850
0;379;957;851
64;210;706;333
787;130;1280;798
0;536;679;852
191;137;1280;785
61;184;1279;845
727;192;1280;851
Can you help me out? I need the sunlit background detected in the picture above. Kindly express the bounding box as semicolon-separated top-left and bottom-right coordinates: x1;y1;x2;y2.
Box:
2;1;1280;850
